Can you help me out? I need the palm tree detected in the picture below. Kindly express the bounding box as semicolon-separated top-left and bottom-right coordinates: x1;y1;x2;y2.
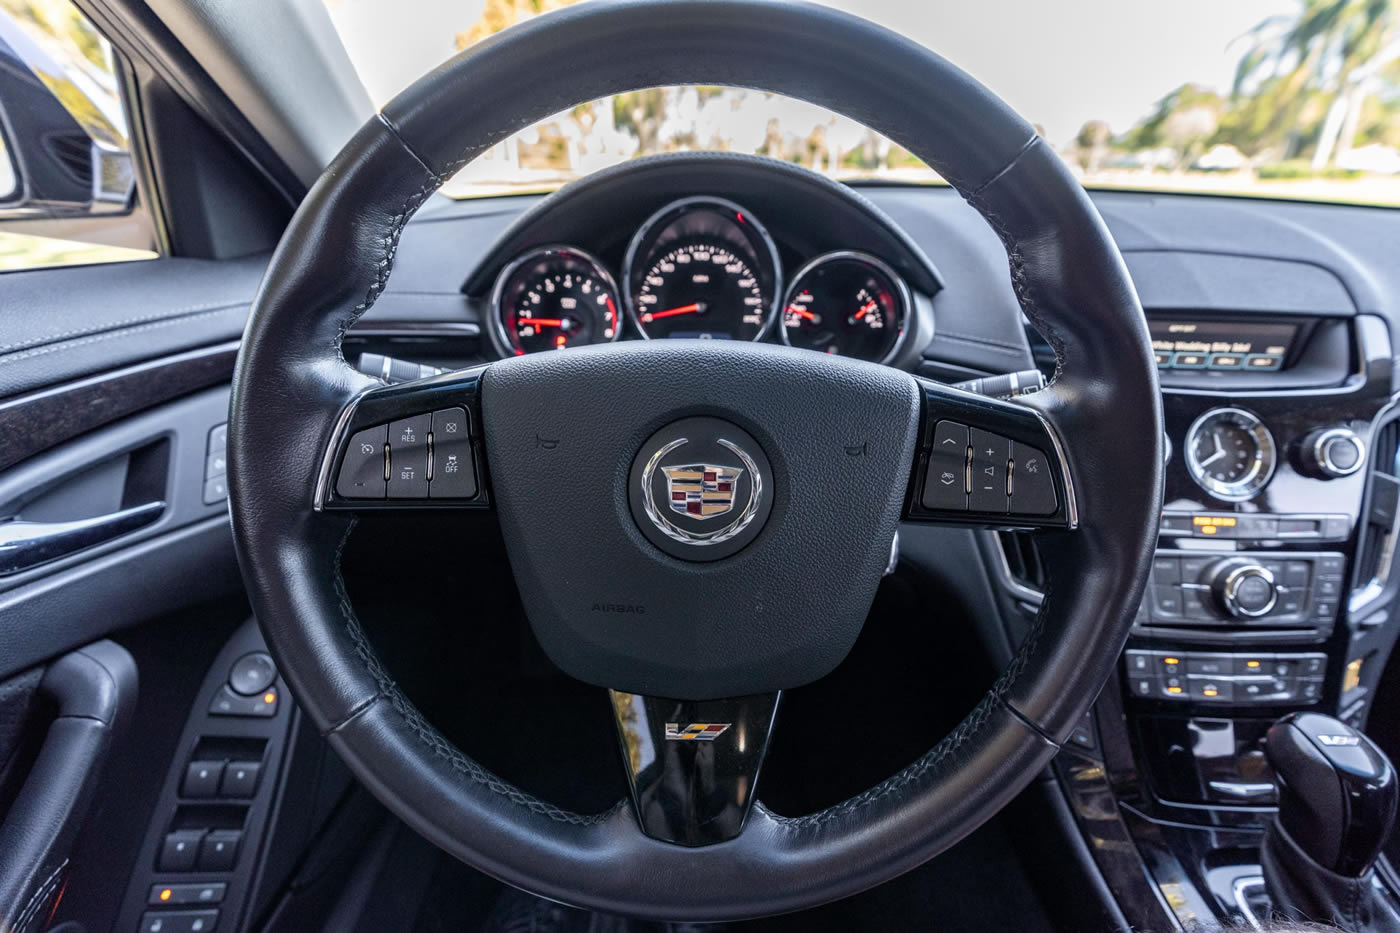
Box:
1235;0;1400;169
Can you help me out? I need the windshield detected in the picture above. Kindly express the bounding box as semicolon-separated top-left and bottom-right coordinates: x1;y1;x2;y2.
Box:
325;0;1400;206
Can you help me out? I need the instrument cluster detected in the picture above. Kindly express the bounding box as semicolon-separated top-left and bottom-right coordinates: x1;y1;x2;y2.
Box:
487;196;912;364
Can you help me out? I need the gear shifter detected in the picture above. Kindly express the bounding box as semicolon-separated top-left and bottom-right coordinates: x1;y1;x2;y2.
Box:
1262;712;1400;930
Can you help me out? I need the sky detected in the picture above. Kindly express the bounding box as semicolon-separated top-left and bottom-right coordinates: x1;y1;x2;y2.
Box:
324;0;1290;146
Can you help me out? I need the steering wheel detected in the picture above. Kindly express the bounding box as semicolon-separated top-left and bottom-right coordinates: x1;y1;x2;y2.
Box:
228;0;1161;920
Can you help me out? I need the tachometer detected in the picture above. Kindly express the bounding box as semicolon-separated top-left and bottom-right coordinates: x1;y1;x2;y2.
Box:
489;246;621;356
780;252;909;362
623;197;781;341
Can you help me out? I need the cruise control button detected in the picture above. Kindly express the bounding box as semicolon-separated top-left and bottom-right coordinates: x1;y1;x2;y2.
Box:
430;409;478;499
922;421;969;511
968;429;1010;513
1009;441;1057;516
387;415;430;498
336;425;387;499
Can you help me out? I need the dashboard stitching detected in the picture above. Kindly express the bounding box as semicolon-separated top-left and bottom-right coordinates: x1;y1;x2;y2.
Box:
0;300;249;354
0;306;249;366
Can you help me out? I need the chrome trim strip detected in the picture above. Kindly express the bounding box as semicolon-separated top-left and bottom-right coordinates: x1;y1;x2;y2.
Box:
1350;393;1400;616
990;531;1046;606
1025;404;1080;531
1233;876;1266;931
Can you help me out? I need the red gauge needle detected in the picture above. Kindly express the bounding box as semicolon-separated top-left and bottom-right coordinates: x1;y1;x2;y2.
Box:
643;302;705;322
518;318;564;327
853;301;878;321
786;305;817;321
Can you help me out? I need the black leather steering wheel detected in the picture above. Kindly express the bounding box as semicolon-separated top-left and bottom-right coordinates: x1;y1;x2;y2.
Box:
228;0;1162;920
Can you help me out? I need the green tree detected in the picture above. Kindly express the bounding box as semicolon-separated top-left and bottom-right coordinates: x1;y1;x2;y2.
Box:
455;0;584;50
1235;0;1400;168
1121;84;1226;168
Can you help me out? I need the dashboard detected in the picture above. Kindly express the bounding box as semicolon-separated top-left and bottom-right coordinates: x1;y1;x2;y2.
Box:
455;154;941;371
487;195;914;364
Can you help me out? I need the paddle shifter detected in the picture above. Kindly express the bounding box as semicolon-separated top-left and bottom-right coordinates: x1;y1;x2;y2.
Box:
1262;712;1400;930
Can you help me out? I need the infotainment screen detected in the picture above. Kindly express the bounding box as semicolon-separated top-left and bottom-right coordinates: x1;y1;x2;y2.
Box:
1148;319;1299;372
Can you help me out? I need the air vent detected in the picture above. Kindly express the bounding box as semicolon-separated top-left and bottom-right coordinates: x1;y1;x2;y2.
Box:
42;132;92;188
1353;416;1400;608
997;531;1048;595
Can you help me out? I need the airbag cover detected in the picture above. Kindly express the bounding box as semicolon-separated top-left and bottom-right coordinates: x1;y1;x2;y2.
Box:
481;340;919;699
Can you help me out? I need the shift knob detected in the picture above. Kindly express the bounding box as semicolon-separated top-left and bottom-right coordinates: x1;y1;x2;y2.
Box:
1266;712;1397;876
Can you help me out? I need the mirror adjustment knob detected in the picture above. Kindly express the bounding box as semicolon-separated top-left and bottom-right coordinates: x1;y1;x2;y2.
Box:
1301;427;1365;479
228;652;277;696
1210;559;1277;618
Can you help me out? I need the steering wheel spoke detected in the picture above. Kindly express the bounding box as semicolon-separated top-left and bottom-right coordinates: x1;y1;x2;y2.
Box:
316;366;491;511
905;377;1077;531
608;689;779;846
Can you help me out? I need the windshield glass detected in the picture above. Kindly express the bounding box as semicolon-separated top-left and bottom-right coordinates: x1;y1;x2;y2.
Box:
325;0;1400;206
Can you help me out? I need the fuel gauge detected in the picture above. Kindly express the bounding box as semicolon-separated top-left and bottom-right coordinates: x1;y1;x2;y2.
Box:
780;252;908;363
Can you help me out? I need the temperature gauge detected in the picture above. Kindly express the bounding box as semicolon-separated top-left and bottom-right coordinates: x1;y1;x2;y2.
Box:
780;252;908;362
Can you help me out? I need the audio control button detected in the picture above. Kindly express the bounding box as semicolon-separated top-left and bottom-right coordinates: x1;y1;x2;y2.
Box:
1211;560;1278;618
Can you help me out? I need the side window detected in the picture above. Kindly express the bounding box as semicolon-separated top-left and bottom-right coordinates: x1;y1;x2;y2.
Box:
0;0;155;271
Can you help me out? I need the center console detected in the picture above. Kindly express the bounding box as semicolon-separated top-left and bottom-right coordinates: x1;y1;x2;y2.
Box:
993;307;1400;929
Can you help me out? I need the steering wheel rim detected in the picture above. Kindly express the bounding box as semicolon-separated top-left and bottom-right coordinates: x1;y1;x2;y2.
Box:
228;0;1162;920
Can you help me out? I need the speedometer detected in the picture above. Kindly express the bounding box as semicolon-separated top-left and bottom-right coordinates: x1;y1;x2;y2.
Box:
623;197;781;341
634;244;767;340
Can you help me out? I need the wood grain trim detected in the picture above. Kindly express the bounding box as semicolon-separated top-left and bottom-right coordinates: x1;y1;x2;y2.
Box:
0;342;238;472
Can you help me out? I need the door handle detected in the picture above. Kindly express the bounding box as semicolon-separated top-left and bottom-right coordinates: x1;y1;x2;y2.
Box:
0;500;165;575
